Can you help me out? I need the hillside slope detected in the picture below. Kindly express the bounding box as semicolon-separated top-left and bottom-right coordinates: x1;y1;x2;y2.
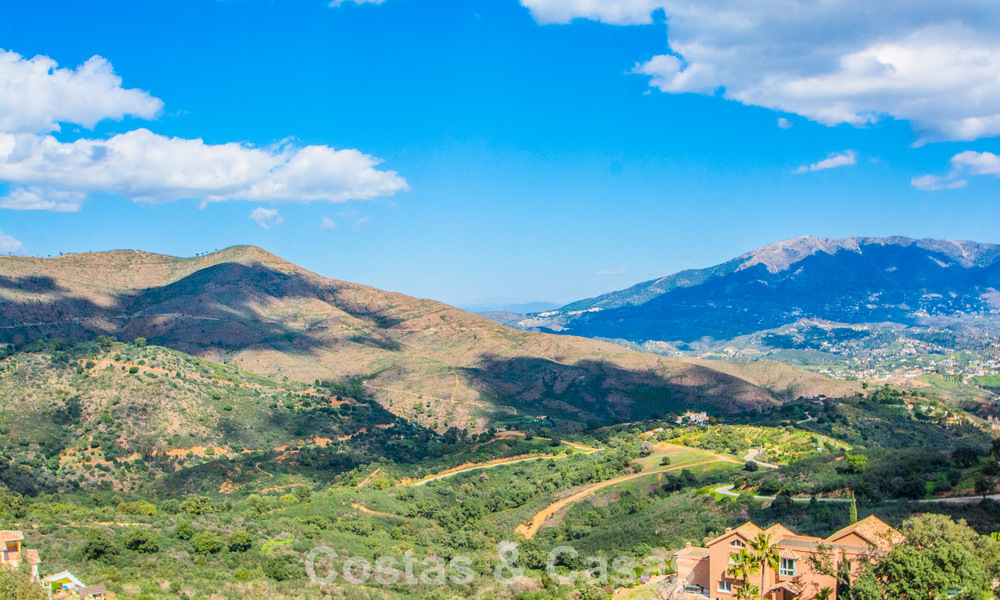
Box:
512;236;1000;343
0;247;859;427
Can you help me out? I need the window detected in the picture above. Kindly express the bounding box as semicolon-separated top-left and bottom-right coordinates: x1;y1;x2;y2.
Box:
730;539;746;548
718;580;733;593
779;558;797;577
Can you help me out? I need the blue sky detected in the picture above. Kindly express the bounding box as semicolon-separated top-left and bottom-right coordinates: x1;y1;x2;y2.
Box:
2;0;1000;308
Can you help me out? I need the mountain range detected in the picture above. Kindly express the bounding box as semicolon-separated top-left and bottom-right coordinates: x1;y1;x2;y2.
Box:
496;236;1000;349
0;246;856;430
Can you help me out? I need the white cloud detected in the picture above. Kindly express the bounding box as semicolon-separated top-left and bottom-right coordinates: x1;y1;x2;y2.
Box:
910;174;967;191
250;207;283;229
0;186;86;212
0;129;408;206
0;230;24;254
777;118;793;129
595;267;627;276
329;0;385;6
0;52;408;210
0;50;162;134
951;150;1000;176
352;216;370;231
793;151;856;174
320;215;337;230
523;1;1000;141
912;150;1000;191
522;0;661;25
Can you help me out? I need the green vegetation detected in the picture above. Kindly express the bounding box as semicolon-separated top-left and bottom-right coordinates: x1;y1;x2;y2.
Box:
0;342;998;600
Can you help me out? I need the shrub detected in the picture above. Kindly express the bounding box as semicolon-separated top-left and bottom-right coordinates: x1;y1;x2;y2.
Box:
228;530;253;552
123;528;159;553
191;531;223;554
263;555;294;581
128;366;139;375
81;529;120;563
118;501;156;516
175;521;193;540
180;495;213;515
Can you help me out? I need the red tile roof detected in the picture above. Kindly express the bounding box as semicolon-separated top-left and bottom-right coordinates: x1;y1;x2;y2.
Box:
0;531;24;542
24;549;39;564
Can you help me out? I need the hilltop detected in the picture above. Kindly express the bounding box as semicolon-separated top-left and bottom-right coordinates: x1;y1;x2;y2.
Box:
0;246;859;430
505;236;1000;346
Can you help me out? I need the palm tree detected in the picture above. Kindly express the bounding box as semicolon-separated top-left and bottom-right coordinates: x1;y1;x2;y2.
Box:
730;547;760;600
749;533;780;599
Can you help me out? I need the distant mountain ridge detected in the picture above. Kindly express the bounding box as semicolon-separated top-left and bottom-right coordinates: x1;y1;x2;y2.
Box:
0;246;860;429
510;236;1000;344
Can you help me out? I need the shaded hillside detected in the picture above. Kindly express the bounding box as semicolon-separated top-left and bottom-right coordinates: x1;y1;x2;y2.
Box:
0;246;859;428
511;236;1000;343
0;341;419;494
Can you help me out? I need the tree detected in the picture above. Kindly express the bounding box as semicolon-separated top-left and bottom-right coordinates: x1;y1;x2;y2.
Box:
849;495;858;525
133;337;147;348
191;531;223;554
175;520;193;540
293;486;312;502
729;548;760;600
122;528;159;553
180;495;213;515
579;585;610;600
845;454;867;474
744;460;759;472
854;514;1000;600
263;555;293;581
228;530;253;552
81;529;120;563
974;477;990;498
0;563;45;600
749;534;780;600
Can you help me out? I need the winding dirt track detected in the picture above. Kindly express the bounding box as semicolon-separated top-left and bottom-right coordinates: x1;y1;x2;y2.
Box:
411;441;603;487
515;458;730;539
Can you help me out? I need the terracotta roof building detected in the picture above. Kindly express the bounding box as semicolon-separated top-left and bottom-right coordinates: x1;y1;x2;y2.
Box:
0;530;42;582
674;516;902;599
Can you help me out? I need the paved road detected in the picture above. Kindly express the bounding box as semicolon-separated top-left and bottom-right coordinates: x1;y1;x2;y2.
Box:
743;448;780;470
718;485;1000;504
915;493;1000;504
716;485;853;503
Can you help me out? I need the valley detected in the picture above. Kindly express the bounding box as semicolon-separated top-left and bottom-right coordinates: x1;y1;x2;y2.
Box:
0;244;998;600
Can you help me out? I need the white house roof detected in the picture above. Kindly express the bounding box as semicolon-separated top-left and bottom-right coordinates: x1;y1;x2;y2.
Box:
41;570;85;588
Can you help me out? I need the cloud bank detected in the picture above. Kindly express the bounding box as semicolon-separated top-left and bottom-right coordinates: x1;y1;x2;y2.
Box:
521;0;1000;142
0;50;408;211
0;50;162;134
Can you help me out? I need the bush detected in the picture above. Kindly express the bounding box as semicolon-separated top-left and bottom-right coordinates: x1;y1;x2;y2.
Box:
228;530;253;552
118;501;156;516
81;529;120;563
123;528;159;553
191;531;223;554
744;460;759;472
175;521;194;540
845;454;867;474
263;555;294;581
180;495;213;515
128;366;139;375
